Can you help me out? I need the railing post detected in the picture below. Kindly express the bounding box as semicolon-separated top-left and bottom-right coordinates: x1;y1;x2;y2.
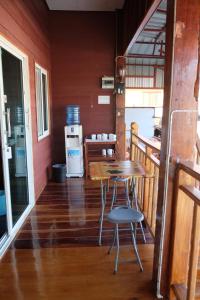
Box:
187;204;200;300
129;125;160;238
169;167;197;296
131;122;138;161
143;148;153;216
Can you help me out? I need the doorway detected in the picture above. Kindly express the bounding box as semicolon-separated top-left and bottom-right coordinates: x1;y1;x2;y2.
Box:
0;36;34;256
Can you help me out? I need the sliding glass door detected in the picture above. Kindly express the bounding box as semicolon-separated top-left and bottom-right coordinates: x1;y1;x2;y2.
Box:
0;137;7;243
0;37;34;254
1;48;29;225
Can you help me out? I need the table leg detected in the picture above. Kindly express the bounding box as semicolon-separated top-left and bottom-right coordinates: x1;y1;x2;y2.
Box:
99;180;107;246
131;177;138;210
132;177;146;243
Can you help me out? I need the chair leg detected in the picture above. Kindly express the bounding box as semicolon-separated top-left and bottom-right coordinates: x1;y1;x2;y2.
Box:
108;226;117;255
132;178;139;210
134;222;137;237
111;182;117;210
114;224;119;274
125;180;131;207
99;208;105;246
130;223;143;272
99;181;106;246
139;221;146;243
107;179;110;192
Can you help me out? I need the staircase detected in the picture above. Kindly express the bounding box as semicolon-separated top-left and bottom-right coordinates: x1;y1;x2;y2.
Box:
172;254;200;299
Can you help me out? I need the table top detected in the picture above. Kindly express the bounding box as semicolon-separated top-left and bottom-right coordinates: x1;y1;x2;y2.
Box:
89;160;149;181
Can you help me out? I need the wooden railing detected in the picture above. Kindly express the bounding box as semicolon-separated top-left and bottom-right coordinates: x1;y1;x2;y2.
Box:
130;122;160;237
170;162;200;300
131;123;200;298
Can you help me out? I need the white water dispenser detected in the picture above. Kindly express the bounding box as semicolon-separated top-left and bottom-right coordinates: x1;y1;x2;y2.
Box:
64;124;84;177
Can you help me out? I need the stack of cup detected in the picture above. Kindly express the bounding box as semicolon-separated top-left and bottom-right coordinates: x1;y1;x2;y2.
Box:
102;133;107;141
108;134;117;141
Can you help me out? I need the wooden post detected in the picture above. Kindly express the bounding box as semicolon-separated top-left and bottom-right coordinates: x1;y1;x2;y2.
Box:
116;94;126;160
153;0;200;296
130;122;138;161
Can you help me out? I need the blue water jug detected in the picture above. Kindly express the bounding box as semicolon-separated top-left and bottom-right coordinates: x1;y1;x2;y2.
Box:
66;105;80;125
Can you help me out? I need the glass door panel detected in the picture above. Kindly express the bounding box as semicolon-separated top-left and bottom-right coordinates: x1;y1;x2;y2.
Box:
1;48;29;226
0;131;7;241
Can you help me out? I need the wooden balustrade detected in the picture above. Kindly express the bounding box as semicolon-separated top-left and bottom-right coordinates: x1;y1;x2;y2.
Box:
131;122;200;298
130;122;160;237
170;163;200;300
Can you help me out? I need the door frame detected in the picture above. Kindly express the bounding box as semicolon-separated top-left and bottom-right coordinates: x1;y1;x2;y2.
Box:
0;35;35;257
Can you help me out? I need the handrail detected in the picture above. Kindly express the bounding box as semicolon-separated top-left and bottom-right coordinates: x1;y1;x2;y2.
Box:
169;161;200;300
132;132;161;153
133;142;160;167
177;162;200;181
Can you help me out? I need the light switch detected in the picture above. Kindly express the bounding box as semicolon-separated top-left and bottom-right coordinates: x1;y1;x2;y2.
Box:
98;95;110;104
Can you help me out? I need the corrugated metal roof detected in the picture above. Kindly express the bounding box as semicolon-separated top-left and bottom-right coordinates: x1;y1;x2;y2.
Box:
125;0;167;89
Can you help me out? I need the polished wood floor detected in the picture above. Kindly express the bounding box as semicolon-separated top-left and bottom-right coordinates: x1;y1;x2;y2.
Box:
0;179;155;300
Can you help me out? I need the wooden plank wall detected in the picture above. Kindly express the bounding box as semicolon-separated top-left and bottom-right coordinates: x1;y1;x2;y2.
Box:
0;0;52;199
49;11;116;162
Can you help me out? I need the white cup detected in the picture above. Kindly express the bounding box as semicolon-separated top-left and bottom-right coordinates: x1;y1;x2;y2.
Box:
91;134;96;140
107;149;114;156
108;133;116;141
97;134;102;140
109;133;114;140
102;133;107;141
102;149;106;156
112;134;117;141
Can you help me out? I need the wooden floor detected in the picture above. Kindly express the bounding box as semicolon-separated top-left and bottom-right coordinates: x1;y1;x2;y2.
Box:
0;179;156;299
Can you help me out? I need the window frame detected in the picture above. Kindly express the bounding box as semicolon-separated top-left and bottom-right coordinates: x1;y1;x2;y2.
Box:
35;63;50;141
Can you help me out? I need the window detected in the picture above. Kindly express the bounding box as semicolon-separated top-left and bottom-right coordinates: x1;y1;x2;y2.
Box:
125;89;164;107
35;64;49;140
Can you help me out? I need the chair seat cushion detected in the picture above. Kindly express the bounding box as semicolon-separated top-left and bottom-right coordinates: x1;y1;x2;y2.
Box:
107;206;144;224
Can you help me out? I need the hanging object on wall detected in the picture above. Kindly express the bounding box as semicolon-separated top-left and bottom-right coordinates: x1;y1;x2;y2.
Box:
115;56;126;94
115;82;125;95
101;76;114;89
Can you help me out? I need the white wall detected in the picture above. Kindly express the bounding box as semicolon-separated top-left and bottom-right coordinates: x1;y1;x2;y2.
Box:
125;107;155;139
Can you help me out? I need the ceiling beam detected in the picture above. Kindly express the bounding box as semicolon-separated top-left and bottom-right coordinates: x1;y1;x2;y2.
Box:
135;41;166;45
127;54;165;59
126;63;165;68
124;0;163;56
153;27;166;55
157;8;167;14
143;28;166;32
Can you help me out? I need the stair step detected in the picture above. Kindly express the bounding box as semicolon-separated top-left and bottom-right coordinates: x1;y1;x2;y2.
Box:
196;281;200;299
172;284;186;300
172;282;200;299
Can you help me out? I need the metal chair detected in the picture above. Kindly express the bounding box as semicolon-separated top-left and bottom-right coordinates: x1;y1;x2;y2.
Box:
99;177;130;246
107;206;144;273
110;177;131;209
110;176;146;243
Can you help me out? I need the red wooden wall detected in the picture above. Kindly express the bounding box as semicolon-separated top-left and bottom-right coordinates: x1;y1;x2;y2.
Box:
50;11;116;162
0;0;52;199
